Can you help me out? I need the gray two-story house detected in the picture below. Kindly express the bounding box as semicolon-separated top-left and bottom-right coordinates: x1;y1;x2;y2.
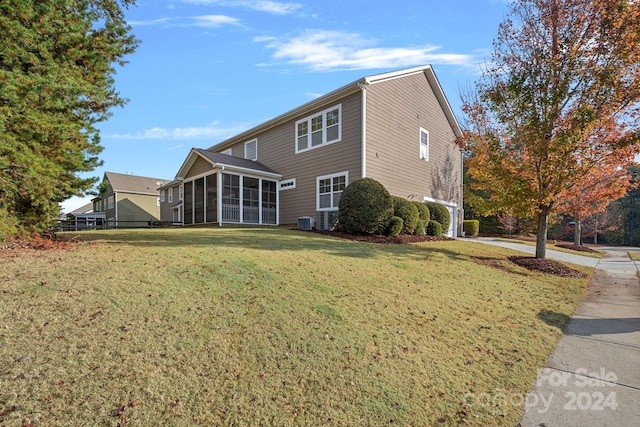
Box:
160;64;463;236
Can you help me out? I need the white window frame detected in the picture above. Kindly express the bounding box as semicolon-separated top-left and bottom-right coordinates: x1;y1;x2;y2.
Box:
316;171;348;211
160;190;166;202
179;184;183;201
168;188;173;203
419;127;429;161
244;139;258;161
279;178;296;191
295;104;342;154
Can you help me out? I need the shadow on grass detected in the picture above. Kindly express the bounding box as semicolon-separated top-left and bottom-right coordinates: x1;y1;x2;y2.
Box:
65;226;470;262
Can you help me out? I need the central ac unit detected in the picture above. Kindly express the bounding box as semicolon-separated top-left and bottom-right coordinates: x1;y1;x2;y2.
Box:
297;216;314;231
316;210;338;231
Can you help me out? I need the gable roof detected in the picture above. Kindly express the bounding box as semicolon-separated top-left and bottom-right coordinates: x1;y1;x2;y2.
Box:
175;148;282;180
70;202;94;215
208;64;462;152
104;172;169;195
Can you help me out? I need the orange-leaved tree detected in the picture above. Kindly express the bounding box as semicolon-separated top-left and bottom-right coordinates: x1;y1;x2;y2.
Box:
556;154;637;245
458;0;640;258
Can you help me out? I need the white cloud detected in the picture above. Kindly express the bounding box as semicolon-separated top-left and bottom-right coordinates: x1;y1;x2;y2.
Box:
182;0;302;15
193;14;240;27
109;121;257;141
258;30;477;71
129;15;239;27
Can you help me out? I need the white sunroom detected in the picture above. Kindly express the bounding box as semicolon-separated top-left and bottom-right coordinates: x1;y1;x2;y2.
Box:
174;148;282;226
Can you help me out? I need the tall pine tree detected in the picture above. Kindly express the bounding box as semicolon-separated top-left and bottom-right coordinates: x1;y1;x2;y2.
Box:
0;0;138;237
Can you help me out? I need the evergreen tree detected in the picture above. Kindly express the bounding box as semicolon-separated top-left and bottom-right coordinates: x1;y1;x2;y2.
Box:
0;0;138;237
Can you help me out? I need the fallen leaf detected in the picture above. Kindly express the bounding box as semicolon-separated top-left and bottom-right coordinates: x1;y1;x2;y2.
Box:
112;405;126;416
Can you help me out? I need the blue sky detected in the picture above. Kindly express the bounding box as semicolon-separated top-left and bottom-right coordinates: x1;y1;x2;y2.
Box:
62;0;511;212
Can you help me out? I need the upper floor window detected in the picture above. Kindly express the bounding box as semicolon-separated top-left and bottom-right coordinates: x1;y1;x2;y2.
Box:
168;188;173;203
179;184;183;201
221;148;232;156
296;104;342;154
244;139;257;161
317;171;348;211
160;190;166;202
420;128;429;161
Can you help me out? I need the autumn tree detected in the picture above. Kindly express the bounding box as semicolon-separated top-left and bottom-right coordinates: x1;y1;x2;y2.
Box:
458;0;640;258
0;0;138;237
556;156;636;245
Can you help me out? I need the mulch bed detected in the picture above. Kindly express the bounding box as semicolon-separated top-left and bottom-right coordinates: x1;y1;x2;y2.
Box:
0;233;75;255
508;256;586;278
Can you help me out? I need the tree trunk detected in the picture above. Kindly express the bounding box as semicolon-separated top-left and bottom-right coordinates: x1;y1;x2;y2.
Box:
535;209;550;259
574;219;581;246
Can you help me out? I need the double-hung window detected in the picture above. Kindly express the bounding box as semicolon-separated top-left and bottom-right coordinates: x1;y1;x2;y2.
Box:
160;190;165;202
317;171;348;211
296;104;342;153
419;128;429;161
168;188;173;203
244;139;257;161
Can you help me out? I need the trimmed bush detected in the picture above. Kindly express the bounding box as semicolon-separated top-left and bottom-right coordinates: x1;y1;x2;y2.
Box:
392;196;419;235
412;201;430;224
463;220;480;237
414;219;425;236
385;216;404;237
338;178;394;235
425;220;443;236
424;201;450;234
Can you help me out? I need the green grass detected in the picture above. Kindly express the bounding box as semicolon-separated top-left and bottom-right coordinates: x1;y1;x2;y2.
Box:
0;228;592;426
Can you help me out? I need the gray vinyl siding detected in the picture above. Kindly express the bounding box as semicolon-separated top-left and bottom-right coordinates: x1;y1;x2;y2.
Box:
215;91;363;225
365;72;462;208
159;185;180;222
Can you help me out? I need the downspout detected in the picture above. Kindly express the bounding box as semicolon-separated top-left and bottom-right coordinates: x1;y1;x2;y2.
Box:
358;81;368;178
460;149;464;237
114;191;118;228
218;166;224;227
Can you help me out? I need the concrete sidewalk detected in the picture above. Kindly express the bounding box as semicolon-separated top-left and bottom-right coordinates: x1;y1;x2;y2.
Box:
468;239;640;426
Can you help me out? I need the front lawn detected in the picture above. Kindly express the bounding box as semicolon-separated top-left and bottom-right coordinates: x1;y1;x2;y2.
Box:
0;228;591;426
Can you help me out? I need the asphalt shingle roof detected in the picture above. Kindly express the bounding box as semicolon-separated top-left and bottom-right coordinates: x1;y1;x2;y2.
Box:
105;172;170;194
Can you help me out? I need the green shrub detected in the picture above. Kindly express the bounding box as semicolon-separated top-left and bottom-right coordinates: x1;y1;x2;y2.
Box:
385;216;404;237
425;220;443;236
392;196;419;235
412;201;430;224
463;220;480;237
414;219;425;235
425;201;450;233
338;178;394;235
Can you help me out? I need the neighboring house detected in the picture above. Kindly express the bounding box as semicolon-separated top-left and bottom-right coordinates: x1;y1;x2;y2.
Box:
93;172;169;227
161;64;464;236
